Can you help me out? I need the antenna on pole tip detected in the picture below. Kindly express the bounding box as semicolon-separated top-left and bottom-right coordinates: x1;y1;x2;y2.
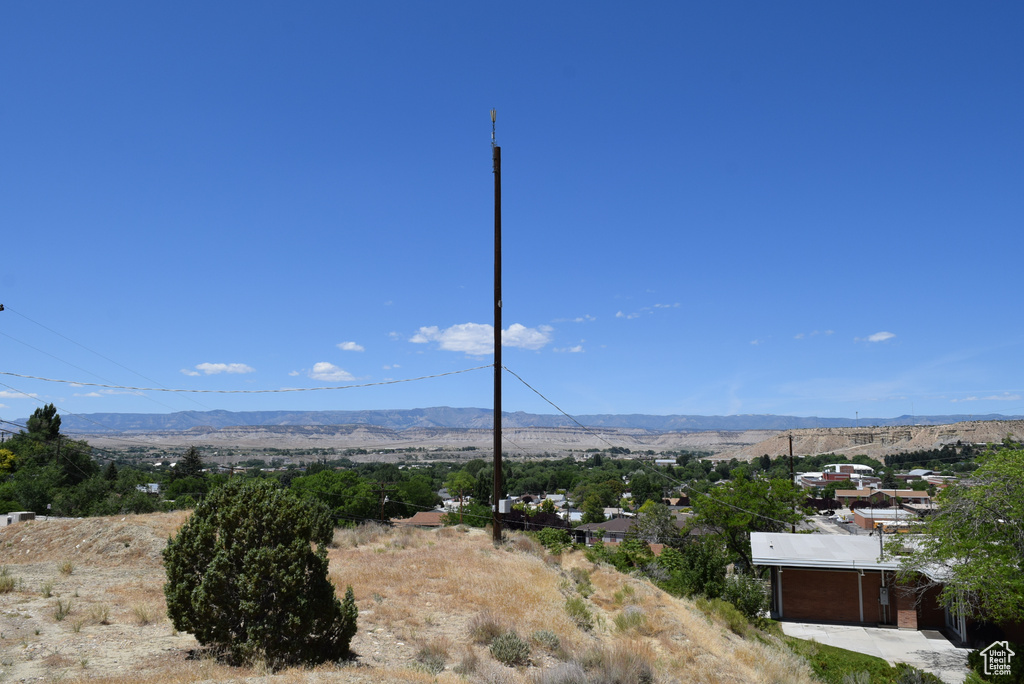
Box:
490;109;496;146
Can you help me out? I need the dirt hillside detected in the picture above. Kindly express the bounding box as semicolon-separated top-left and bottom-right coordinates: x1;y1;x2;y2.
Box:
0;513;815;684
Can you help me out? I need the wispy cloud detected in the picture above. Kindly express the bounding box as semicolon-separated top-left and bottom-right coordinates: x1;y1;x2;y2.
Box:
410;322;553;355
337;341;364;352
74;392;103;398
554;314;596;323
856;331;896;343
309;362;354;382
952;393;1022;403
616;303;680;320
795;330;835;340
554;344;585;353
182;362;255;376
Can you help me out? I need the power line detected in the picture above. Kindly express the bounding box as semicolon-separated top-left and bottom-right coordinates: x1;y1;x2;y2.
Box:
1;305;217;418
501;364;798;529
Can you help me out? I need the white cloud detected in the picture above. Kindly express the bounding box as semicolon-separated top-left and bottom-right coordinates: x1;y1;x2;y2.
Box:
337;341;364;352
288;370;300;377
74;392;103;398
309;362;354;382
616;311;640;320
750;339;763;346
794;333;805;340
383;364;401;370
410;322;553;355
388;331;401;340
0;390;38;399
504;324;553;350
184;362;255;375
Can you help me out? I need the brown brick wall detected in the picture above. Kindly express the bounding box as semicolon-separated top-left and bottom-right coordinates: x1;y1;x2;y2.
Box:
897;610;918;629
917;584;946;630
780;568;865;623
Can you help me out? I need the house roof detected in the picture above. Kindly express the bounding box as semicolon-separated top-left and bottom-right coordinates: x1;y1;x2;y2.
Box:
575;517;636;533
751;532;899;571
877;490;930;499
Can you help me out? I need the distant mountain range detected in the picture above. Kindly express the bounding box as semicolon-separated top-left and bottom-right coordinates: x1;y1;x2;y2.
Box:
50;408;1024;434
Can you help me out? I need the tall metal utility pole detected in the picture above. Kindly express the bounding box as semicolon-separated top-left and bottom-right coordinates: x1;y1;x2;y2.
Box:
491;109;503;545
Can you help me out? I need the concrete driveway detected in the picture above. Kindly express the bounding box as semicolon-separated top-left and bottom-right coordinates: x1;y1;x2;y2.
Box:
779;621;971;684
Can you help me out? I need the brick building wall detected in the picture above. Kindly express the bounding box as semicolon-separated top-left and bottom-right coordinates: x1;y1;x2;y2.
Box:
778;568;889;623
777;568;910;625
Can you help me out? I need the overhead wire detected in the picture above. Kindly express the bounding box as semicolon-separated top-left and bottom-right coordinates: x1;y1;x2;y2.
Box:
501;364;800;529
0;307;215;420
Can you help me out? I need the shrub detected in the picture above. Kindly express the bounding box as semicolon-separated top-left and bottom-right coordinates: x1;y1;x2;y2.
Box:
722;573;769;621
534;662;588;684
577;643;654;684
569;567;594;597
695;596;750;637
490;631;531;666
536;528;573;554
564;596;594;631
613;605;647;634
53;599;73;622
163;479;357;668
531;629;561;651
0;567;15;593
470;609;507;645
416;637;450;675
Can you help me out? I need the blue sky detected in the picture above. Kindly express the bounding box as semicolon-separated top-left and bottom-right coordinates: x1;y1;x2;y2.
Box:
2;2;1023;423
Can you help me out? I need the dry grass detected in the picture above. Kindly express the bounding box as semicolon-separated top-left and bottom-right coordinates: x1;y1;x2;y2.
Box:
0;513;818;684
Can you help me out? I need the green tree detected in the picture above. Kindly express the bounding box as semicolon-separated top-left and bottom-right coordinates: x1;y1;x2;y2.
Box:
632;500;679;547
290;470;377;523
0;448;17;477
893;448;1024;624
174;446;205;480
581;494;606;524
690;475;806;569
628;472;662;509
655;535;729;599
163;479;357;667
394;474;440;518
102;461;119;481
26;403;61;440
